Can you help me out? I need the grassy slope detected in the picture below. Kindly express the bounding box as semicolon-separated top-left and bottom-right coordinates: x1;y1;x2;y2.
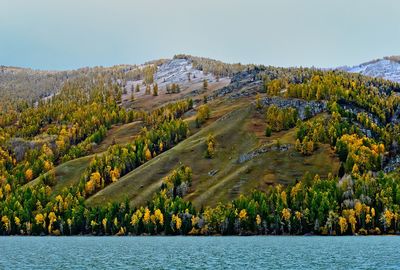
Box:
87;100;339;208
86;101;254;207
92;121;142;153
27;121;142;192
26;154;94;193
26;89;339;209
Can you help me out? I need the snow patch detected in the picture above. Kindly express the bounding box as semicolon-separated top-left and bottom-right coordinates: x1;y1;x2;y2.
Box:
343;59;400;83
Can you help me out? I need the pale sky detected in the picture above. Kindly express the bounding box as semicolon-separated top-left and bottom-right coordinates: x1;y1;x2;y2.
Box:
1;0;399;70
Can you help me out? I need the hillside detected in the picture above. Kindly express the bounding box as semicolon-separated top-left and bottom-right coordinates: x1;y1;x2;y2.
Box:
340;56;400;83
86;103;339;208
1;55;400;236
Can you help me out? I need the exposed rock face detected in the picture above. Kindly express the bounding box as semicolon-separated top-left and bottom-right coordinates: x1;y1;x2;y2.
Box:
8;136;57;162
155;59;215;87
182;88;208;99
260;97;327;120
209;68;262;100
125;58;220;97
337;100;383;126
208;169;218;176
390;106;400;125
383;155;400;173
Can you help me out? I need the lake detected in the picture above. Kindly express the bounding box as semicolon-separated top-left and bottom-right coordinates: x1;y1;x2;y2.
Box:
0;236;399;269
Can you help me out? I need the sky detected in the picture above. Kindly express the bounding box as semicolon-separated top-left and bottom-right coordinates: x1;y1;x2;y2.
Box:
1;0;399;70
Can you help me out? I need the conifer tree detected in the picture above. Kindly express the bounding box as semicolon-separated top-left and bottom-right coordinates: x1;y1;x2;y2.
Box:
203;79;208;90
153;83;158;96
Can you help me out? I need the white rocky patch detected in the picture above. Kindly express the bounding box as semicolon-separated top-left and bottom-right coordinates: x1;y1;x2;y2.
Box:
125;58;217;96
342;59;400;83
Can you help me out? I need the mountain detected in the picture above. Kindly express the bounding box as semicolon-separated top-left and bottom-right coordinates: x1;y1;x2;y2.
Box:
2;55;400;236
340;56;400;83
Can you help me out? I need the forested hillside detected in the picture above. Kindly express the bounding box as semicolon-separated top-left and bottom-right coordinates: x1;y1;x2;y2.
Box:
1;56;400;236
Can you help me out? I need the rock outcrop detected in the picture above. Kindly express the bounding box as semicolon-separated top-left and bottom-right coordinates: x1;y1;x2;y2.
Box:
260;97;327;120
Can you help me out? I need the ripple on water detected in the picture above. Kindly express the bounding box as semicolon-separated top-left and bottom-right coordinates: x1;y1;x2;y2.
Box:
0;236;400;269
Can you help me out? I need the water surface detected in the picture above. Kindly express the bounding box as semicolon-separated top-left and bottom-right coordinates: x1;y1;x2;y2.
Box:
0;236;399;269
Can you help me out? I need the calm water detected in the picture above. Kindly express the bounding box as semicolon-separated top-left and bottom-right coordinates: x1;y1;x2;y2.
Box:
0;236;399;269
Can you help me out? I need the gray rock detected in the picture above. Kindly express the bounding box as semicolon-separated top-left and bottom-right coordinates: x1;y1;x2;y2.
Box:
208;169;218;176
237;144;291;164
259;97;327;120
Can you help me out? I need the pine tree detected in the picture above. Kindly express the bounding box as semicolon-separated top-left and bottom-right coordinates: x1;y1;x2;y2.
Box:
145;85;151;95
203;79;208;90
153;83;158;96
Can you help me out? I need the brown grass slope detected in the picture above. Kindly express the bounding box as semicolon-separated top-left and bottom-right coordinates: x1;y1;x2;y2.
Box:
86;102;339;208
26;121;143;193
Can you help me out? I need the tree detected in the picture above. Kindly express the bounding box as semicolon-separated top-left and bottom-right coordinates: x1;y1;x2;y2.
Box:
110;168;120;182
153;84;158;96
145;85;151;95
1;216;10;234
338;216;348;234
145;148;152;161
195;105;210;127
205;134;216;158
255;93;262;110
144;65;156;85
25;168;33;182
203;79;208;90
265;125;272;137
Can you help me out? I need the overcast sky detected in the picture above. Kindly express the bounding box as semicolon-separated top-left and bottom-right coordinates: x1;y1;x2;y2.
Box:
1;0;399;70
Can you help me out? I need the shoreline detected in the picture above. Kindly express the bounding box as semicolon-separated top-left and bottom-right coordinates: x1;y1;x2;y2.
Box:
1;234;399;237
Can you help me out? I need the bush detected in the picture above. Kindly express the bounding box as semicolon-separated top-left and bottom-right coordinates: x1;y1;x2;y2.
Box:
265;125;272;137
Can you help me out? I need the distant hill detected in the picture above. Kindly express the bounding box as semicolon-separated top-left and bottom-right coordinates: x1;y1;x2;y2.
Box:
0;64;141;103
339;56;400;83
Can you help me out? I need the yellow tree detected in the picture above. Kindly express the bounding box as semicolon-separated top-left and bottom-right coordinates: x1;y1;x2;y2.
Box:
346;210;357;234
35;213;46;231
383;209;394;231
110;168;120;182
48;212;57;234
14;216;21;227
239;209;247;221
281;208;291;233
102;218;108;233
171;214;182;232
143;208;151;224
145;147;152;161
338;216;348;234
90;172;101;188
354;201;363;224
1;216;10;234
256;214;262;227
25;168;33;182
203;79;208;90
154;209;164;226
153;84;158;96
